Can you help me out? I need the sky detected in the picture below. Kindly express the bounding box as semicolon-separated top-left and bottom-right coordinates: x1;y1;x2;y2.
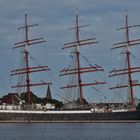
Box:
0;0;140;103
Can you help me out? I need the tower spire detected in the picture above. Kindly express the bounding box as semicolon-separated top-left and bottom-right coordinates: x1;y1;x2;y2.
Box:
46;84;52;100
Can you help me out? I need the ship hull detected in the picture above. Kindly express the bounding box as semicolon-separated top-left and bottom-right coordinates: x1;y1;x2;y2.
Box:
0;110;140;123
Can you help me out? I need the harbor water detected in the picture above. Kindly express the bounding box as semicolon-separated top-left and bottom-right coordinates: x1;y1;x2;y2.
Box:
0;123;140;140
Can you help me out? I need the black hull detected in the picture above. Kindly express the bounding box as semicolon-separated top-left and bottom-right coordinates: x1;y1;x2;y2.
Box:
0;110;140;123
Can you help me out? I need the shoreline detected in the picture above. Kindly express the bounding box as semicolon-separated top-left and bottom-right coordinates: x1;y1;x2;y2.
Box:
0;120;140;123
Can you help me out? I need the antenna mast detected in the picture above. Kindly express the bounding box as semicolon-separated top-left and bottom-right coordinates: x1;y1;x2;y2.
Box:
11;14;51;104
60;13;106;107
109;11;140;111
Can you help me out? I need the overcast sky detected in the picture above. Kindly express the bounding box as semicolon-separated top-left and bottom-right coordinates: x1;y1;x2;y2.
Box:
0;0;140;103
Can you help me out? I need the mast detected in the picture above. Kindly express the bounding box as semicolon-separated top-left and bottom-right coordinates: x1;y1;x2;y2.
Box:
75;13;83;106
11;14;52;104
60;13;106;107
109;11;140;111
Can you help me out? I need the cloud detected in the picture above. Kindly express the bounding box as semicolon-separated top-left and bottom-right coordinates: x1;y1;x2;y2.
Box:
0;0;140;101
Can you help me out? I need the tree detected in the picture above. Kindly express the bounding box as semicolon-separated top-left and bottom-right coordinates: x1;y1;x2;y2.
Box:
136;103;140;110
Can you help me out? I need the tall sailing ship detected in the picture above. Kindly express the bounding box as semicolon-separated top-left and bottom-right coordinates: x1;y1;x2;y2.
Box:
0;12;140;122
